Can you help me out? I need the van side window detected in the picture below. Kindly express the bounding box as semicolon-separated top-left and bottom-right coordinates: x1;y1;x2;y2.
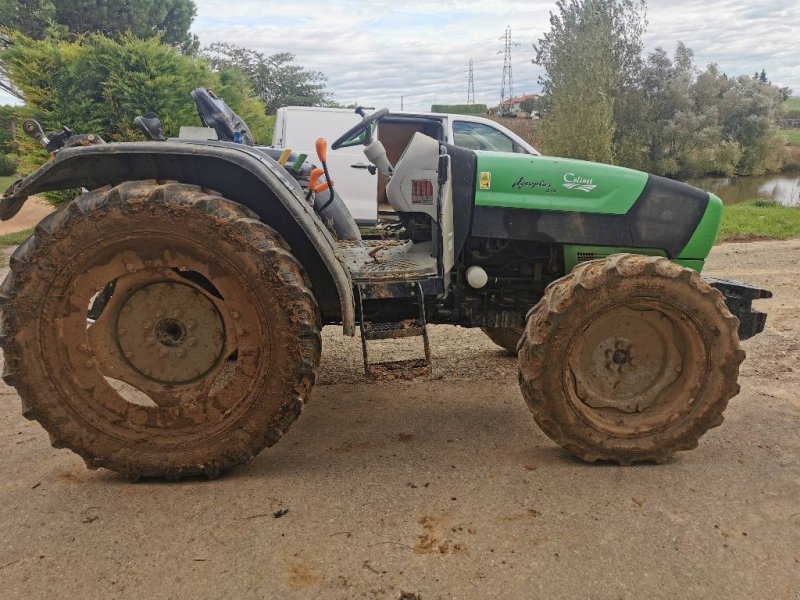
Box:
452;121;528;153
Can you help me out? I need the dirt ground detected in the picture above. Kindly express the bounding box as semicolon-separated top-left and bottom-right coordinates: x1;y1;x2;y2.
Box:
0;197;53;235
0;240;798;599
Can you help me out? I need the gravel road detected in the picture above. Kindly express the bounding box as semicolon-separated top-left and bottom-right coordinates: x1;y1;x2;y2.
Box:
0;240;798;599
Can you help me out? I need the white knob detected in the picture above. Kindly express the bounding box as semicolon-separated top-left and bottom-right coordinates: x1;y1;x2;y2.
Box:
466;265;489;289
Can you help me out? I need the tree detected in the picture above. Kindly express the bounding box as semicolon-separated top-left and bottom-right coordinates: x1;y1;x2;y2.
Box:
205;43;329;114
0;0;197;48
534;0;646;162
716;74;783;175
0;32;272;175
0;0;55;40
635;43;696;173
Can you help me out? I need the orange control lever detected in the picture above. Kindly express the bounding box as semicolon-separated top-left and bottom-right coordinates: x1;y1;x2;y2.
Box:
308;167;330;194
315;137;328;163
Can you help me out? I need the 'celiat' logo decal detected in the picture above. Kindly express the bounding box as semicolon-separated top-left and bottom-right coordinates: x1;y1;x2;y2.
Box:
562;172;597;193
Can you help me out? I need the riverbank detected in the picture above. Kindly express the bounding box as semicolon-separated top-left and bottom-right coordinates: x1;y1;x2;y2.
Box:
717;199;800;242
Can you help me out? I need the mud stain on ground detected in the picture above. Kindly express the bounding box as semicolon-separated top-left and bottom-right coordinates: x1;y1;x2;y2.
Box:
287;561;321;590
326;441;375;454
500;509;541;522
413;514;469;556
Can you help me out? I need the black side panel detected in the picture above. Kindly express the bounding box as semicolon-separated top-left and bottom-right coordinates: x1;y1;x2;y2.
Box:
627;175;708;257
441;143;477;258
471;205;634;246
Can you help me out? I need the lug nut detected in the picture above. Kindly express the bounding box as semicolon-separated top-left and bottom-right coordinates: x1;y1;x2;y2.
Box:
231;311;240;320
144;320;153;329
124;351;133;358
176;348;186;358
158;348;168;358
117;328;126;336
188;337;197;347
187;320;197;329
145;337;155;346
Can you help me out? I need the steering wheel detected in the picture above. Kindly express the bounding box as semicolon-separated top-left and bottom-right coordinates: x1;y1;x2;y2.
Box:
331;108;390;150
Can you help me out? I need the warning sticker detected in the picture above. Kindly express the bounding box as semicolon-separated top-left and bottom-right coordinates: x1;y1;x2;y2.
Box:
479;171;492;190
412;179;434;204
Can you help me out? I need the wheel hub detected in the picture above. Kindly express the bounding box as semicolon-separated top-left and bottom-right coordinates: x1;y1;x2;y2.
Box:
116;282;225;383
569;306;683;413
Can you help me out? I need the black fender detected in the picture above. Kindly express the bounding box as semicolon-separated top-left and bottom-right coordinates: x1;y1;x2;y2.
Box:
0;141;356;334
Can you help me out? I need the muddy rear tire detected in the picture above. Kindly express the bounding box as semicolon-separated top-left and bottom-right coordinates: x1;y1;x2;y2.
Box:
481;326;524;355
0;181;321;480
518;254;744;464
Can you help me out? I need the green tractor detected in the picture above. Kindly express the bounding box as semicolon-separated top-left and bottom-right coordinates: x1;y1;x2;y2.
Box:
0;92;770;479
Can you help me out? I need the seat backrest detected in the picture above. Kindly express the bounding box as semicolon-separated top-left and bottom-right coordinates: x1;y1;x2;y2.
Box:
190;88;254;146
386;132;442;221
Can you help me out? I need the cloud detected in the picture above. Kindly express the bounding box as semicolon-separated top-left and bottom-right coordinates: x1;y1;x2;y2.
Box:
2;1;795;111
192;0;799;111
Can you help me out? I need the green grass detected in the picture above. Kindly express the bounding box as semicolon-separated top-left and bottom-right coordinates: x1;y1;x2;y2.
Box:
0;228;32;268
0;227;33;247
784;97;800;111
0;175;18;193
780;128;800;145
718;200;800;242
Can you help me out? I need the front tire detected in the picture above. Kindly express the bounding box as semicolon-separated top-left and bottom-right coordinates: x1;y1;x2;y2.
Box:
0;181;321;480
518;254;744;464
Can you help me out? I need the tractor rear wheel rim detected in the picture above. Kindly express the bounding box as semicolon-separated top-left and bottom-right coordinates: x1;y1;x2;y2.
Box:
45;232;267;449
563;298;710;438
116;282;225;384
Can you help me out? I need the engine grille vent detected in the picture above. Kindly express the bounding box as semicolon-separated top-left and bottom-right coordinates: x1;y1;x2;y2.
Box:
576;252;607;263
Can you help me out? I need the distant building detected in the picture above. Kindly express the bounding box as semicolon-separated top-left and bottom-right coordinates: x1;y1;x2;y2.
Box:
497;94;540;117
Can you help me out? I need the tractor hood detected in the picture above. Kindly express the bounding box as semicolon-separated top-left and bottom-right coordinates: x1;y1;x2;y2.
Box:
471;152;722;260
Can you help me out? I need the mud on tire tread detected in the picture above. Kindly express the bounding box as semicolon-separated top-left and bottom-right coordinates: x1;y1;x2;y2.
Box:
0;181;321;480
518;254;744;465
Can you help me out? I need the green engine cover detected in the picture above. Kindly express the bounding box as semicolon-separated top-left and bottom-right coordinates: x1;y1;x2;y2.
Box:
475;151;648;214
471;151;722;269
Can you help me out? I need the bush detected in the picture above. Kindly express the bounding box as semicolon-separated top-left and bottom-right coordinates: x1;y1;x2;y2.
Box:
0;32;272;175
0;154;17;176
490;117;544;150
431;104;488;115
43;189;81;206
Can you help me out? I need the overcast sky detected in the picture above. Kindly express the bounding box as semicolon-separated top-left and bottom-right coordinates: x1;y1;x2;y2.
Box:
2;1;798;109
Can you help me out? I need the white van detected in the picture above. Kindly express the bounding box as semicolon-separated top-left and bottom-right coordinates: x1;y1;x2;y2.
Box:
272;106;539;224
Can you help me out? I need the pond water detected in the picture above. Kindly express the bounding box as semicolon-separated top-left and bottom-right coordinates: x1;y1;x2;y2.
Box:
686;174;800;206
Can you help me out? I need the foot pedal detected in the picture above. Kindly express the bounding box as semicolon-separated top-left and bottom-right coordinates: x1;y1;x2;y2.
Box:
357;282;432;380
